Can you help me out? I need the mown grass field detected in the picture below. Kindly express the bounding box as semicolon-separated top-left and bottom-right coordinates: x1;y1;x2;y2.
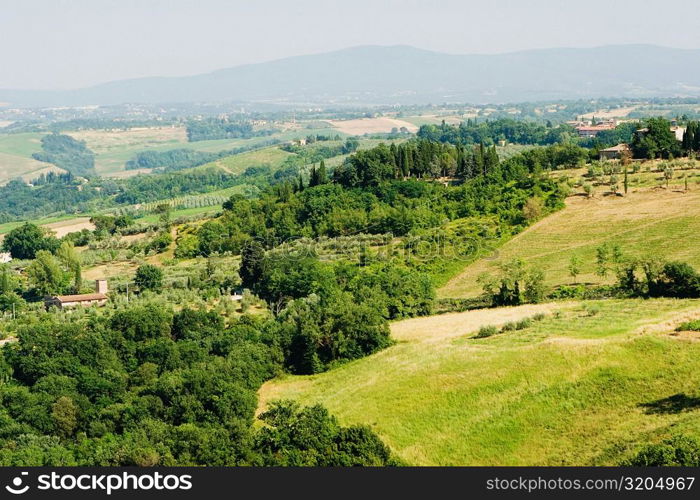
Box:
399;114;465;127
439;187;700;299
0;213;89;238
326;117;418;135
259;298;700;465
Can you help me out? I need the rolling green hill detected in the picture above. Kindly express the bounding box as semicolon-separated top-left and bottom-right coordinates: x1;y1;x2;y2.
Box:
196;146;294;175
0;125;343;179
0;132;65;183
257;179;700;466
259;298;700;465
439;187;700;299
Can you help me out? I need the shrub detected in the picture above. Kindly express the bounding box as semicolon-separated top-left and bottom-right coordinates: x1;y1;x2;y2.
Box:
515;318;533;330
625;436;700;466
549;284;587;300
145;232;172;254
501;321;517;332
650;262;700;298
676;320;700;332
583;303;601;316
476;325;498;338
433;297;491;314
478;259;546;307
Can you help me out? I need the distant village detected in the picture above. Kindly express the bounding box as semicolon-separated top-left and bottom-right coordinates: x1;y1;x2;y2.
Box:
567;118;687;160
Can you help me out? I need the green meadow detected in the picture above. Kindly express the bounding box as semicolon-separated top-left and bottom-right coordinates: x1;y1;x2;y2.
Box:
439;188;700;298
259;298;700;465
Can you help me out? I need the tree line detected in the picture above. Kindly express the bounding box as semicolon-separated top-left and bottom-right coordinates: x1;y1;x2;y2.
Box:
32;133;97;179
417;118;575;146
185;119;278;142
125;139;283;172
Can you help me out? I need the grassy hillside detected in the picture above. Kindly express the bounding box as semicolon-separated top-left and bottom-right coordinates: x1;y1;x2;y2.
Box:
66;126;340;177
0;125;341;179
439;188;700;299
0;132;65;183
259;298;700;465
196;146;294;175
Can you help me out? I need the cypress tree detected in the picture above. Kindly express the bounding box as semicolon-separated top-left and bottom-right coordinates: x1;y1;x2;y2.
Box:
73;264;82;293
317;160;328;185
485;146;499;174
0;265;10;294
475;143;485;176
402;146;412;177
309;165;318;187
682;123;695;153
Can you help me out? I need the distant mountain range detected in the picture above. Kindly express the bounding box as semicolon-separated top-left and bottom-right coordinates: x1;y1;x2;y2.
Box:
3;44;700;108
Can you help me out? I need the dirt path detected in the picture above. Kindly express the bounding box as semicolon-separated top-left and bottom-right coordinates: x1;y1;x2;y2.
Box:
391;302;569;343
634;306;700;336
43;218;95;238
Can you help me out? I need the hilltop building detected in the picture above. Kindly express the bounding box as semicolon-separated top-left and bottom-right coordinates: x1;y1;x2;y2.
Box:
575;121;617;138
45;280;109;310
599;143;631;160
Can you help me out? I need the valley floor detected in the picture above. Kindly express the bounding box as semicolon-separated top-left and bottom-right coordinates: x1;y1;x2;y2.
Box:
259;298;700;465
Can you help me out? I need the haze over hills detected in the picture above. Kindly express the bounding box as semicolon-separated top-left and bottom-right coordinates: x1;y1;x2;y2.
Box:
3;44;700;107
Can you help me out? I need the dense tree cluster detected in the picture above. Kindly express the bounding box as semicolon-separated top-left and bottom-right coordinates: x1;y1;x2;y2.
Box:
125;149;217;172
417;118;574;146
617;259;700;298
2;223;60;260
114;169;237;204
681;121;700;154
478;259;546;306
333;139;587;188
630;118;682;159
256;400;400;466
281;138;360;163
186;119;277;142
0;178;106;220
32;133;97;178
582;121;640;149
125;140;283;173
0;157;276;220
0;304;397;465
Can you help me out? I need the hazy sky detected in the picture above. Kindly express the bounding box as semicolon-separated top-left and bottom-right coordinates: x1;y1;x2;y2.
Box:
2;0;699;90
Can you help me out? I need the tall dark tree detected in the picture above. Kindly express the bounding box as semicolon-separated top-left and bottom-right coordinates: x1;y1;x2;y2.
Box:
316;160;328;185
308;165;318;187
240;240;265;290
